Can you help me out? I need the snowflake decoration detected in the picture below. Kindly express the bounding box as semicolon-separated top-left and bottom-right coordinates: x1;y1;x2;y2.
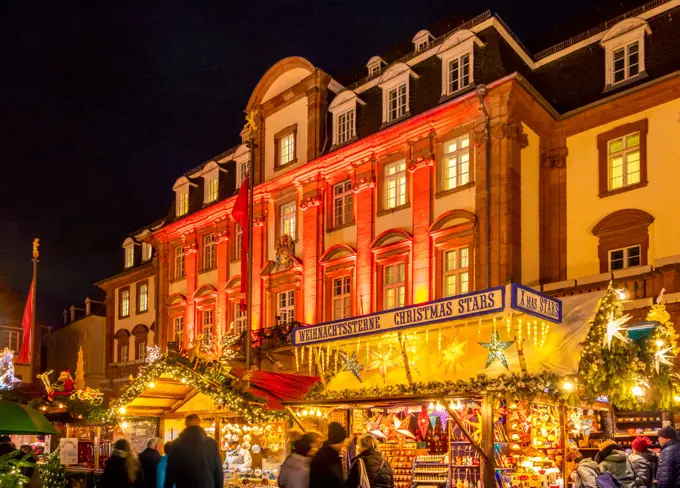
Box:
146;345;162;364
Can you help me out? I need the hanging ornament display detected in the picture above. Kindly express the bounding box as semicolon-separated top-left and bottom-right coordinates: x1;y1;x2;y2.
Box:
439;339;467;374
0;348;19;389
367;349;401;383
602;312;631;349
479;330;514;369
432;409;449;431
395;414;417;439
654;346;674;374
417;406;430;439
339;351;364;382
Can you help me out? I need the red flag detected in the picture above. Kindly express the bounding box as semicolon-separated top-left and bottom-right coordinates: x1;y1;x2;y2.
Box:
17;279;35;363
232;175;249;311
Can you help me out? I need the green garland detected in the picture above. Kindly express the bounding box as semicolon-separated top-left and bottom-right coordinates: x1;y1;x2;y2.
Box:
39;450;67;488
0;450;31;487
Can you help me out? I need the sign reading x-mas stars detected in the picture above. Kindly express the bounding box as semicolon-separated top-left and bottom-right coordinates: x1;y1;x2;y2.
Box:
478;330;514;370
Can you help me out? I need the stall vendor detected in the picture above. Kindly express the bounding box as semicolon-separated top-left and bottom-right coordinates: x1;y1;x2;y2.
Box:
224;442;253;472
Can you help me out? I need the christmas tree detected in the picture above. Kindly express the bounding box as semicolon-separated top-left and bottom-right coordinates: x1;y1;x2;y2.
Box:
578;283;644;409
74;346;86;391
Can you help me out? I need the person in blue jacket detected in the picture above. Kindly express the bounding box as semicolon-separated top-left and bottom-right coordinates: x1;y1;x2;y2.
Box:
157;441;174;488
657;425;680;488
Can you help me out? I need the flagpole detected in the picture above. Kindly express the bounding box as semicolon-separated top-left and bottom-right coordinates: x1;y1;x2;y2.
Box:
245;138;256;371
30;238;39;377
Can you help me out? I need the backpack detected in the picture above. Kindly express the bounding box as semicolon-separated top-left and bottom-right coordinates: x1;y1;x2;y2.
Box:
596;472;622;488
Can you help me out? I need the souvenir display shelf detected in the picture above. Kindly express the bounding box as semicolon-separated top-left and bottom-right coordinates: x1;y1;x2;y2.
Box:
381;441;417;488
448;419;482;488
566;407;607;459
613;410;668;448
412;454;449;487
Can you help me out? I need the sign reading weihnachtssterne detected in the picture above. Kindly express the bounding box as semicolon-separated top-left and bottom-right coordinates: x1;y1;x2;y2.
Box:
293;287;505;346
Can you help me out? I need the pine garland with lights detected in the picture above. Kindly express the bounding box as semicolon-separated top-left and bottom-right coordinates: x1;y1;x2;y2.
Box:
39;450;67;488
578;284;646;409
0;450;31;487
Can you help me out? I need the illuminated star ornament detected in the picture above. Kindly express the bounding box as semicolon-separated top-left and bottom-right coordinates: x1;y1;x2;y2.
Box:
479;331;514;369
367;349;402;383
439;339;467;374
339;351;364;382
602;312;631;350
654;346;674;374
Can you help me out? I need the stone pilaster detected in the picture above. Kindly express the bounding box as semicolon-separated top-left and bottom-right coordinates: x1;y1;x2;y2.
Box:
300;178;325;325
352;161;376;315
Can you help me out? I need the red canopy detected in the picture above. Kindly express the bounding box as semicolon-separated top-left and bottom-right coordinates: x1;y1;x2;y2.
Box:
232;369;318;410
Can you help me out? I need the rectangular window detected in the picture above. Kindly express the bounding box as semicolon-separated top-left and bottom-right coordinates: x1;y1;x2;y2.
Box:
142;243;152;261
205;176;219;203
613;42;640;84
608;131;641;191
337;110;355;145
281;202;296;240
235;224;243;260
173;316;184;343
202;310;214;339
124;246;134;268
609;245;641;271
416;40;428;51
332;276;351;320
443;246;470;297
4;330;20;352
176;191;189;217
120;288;130;318
138;283;148;313
384;263;406;310
277;290;295;324
234;304;247;334
448;54;471;94
443;135;471;190
137;341;147;361
237;162;248;188
333;180;353;227
120;344;129;363
175;246;185;279
280;133;295;166
387;83;407;122
203;234;216;270
384;160;407;210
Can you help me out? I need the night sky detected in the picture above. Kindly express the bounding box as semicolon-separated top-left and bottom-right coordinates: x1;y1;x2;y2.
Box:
0;0;626;325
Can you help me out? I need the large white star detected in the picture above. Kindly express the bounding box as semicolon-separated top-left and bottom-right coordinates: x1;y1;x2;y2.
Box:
602;312;631;350
654;346;675;374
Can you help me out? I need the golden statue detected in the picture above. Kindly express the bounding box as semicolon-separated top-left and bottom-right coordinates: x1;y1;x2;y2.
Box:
32;238;40;259
241;109;259;143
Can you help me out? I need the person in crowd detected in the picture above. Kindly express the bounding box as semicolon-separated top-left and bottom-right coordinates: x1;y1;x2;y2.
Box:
306;432;323;457
157;442;174;488
595;439;635;488
278;436;314;488
657;425;680;488
0;436;15;456
102;438;144;488
19;445;40;488
347;434;394;488
629;436;657;488
139;437;163;488
310;422;347;488
165;414;223;488
570;451;600;488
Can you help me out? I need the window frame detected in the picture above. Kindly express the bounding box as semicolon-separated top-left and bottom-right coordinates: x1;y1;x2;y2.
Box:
237;161;248;188
233;303;247;335
442;134;472;192
137;340;147;361
276;289;296;325
601;21;649;90
120;344;129;363
204;174;219;204
141;243;153;262
332;275;352;320
174;245;185;280
438;37;476;98
336;109;356;146
592;209;653;274
386;83;408;122
608;245;642;271
279;201;297;241
597;119;648;197
119;286;131;319
201;309;215;339
136;281;149;314
381;159;409;213
173;316;184;344
4;330;21;352
202;233;217;271
176;189;189;217
332;180;354;228
382;262;407;310
442;246;471;297
124;246;134;269
233;223;243;261
274;124;297;170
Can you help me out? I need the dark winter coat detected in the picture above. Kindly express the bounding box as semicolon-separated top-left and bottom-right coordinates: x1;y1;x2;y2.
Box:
596;444;635;488
657;438;680;488
347;448;394;488
310;443;346;488
139;447;162;488
102;452;145;488
165;426;224;488
629;451;657;488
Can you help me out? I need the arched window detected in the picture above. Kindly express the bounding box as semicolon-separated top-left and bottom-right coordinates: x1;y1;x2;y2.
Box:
114;329;131;363
131;325;149;361
371;230;413;311
320;245;357;321
429;210;476;298
592;209;654;272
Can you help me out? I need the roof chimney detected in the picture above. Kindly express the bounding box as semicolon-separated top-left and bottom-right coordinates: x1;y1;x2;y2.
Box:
85;297;91;316
63;309;68;326
70;305;76;323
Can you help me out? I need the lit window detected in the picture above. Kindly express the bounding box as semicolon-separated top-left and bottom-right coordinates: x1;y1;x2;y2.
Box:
173;316;184;343
120;344;129;363
120;289;130;318
281;202;296;240
4;330;20;352
384;263;405;310
142;243;153;261
202;310;214;339
384;160;407;210
447;54;471;94
203;234;216;270
237;162;248;188
612;42;639;84
277;290;295;324
387;84;407;122
235;224;243;260
124;246;134;268
337;109;355;145
443;135;471;190
137;341;147;361
176;191;189;217
608;131;641;190
175;246;185;279
138;283;148;313
205;175;219;203
234;304;247;334
609;245;641;271
333;181;353;227
279;133;295;166
332;276;351;320
443;247;470;297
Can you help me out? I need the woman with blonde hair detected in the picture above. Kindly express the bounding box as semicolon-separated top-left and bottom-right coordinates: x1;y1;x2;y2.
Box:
102;438;144;488
347;434;393;488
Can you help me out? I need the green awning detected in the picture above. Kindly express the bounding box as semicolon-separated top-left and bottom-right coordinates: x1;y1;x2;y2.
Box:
0;400;57;435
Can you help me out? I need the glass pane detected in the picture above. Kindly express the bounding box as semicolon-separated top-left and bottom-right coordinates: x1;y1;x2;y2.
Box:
461;135;470;148
445;275;455;297
460;272;469;293
445;250;457;271
609;138;623;153
626;133;640;148
385;266;394;285
460;247;469;268
397;263;405;283
385;289;395;309
397;286;405;307
446;141;457;153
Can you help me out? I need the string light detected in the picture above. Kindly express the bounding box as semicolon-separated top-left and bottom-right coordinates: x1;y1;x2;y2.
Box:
426;329;429;344
478;318;481;337
438;330;442;352
506;317;512;336
294;347;299;372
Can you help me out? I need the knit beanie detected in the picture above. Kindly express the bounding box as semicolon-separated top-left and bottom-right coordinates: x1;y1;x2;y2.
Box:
632;436;651;452
327;422;347;444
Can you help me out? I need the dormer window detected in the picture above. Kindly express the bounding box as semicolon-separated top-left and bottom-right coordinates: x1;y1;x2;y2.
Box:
387;84;407;121
412;30;434;53
205;174;218;203
124;245;134;268
328;90;365;148
378;63;419;126
176;191;189;216
237;161;248;188
337;110;355;145
142;243;153;262
601;18;650;90
366;56;386;77
437;30;482;98
274;125;297;169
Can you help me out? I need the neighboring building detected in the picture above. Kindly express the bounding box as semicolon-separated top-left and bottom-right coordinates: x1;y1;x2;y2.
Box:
96;225;159;388
101;0;680;373
44;298;106;388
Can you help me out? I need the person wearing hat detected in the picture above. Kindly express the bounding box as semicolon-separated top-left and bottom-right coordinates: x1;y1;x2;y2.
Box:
595;439;635;488
310;422;348;488
657;425;680;488
629;436;657;488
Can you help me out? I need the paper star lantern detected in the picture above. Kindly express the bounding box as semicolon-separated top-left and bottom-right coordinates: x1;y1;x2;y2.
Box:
367;349;402;383
396;414;417;439
339;351;364;382
417;406;430;439
439;338;466;374
478;330;514;369
602;312;631;350
654;346;674;373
